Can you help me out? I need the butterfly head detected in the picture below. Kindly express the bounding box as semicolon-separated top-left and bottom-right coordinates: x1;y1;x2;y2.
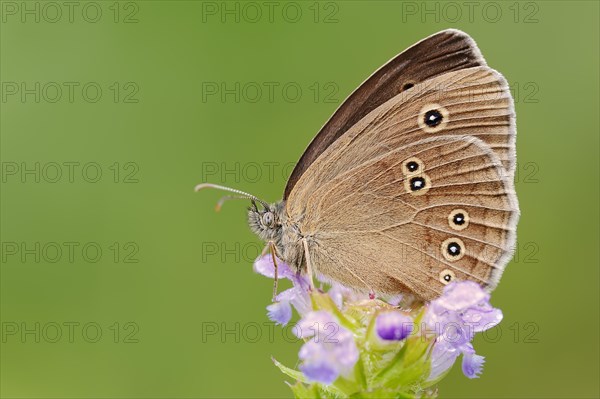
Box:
247;200;284;242
195;182;284;243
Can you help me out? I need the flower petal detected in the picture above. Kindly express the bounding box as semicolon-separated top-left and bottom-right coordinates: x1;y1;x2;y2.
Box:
437;281;489;312
428;338;460;381
425;281;501;381
463;306;503;332
253;255;293;279
275;287;312;320
295;310;359;384
462;350;485;379
294;310;336;339
298;341;340;384
267;301;292;326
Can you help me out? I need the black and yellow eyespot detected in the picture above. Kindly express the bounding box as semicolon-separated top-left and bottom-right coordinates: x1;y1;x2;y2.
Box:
441;238;465;261
439;269;456;285
410;177;425;190
401;157;424;176
418;104;449;133
448;209;470;231
424;110;442;127
404;173;431;196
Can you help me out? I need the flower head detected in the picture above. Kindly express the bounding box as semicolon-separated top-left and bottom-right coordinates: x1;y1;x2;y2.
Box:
425;281;502;380
253;255;505;397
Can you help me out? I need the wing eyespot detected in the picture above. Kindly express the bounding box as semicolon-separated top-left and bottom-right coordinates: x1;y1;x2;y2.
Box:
439;269;456;285
401;157;424;175
448;209;470;231
441;238;465;261
404;173;431;196
418;104;449;133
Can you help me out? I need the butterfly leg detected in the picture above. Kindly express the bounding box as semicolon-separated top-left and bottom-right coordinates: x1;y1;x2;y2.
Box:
264;241;280;301
301;238;316;291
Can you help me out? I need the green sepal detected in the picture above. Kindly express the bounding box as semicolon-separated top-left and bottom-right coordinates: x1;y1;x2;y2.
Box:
272;357;309;384
287;382;318;399
287;382;342;399
349;388;416;399
373;334;433;389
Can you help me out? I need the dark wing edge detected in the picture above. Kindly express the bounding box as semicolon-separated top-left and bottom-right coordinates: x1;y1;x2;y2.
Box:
284;29;488;199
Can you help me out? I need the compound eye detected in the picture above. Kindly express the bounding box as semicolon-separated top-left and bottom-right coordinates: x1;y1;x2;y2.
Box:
262;212;275;228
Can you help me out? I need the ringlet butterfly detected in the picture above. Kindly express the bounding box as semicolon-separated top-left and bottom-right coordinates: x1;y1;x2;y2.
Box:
197;29;519;301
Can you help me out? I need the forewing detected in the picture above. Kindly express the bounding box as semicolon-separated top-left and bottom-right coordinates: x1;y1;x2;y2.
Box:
284;29;487;199
288;65;515;211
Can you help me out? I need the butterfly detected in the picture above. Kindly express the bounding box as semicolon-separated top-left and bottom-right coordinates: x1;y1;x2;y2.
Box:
197;29;519;301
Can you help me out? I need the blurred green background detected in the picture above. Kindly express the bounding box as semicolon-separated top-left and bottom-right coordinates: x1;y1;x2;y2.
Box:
1;1;598;398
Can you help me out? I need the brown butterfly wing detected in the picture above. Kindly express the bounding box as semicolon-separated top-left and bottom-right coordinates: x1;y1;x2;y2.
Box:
287;66;515;199
291;136;518;300
284;29;487;199
286;68;518;300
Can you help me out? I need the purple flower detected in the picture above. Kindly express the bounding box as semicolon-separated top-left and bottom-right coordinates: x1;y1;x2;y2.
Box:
268;283;311;325
461;344;485;378
429;338;460;380
266;301;292;326
253;254;295;280
425;281;502;380
375;311;414;341
295;311;359;384
254;255;310;325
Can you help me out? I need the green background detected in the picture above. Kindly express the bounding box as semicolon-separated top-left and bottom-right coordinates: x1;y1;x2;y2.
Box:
1;1;598;398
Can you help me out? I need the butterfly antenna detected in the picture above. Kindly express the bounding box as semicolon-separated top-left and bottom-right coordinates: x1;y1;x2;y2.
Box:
214;195;248;212
195;183;270;210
